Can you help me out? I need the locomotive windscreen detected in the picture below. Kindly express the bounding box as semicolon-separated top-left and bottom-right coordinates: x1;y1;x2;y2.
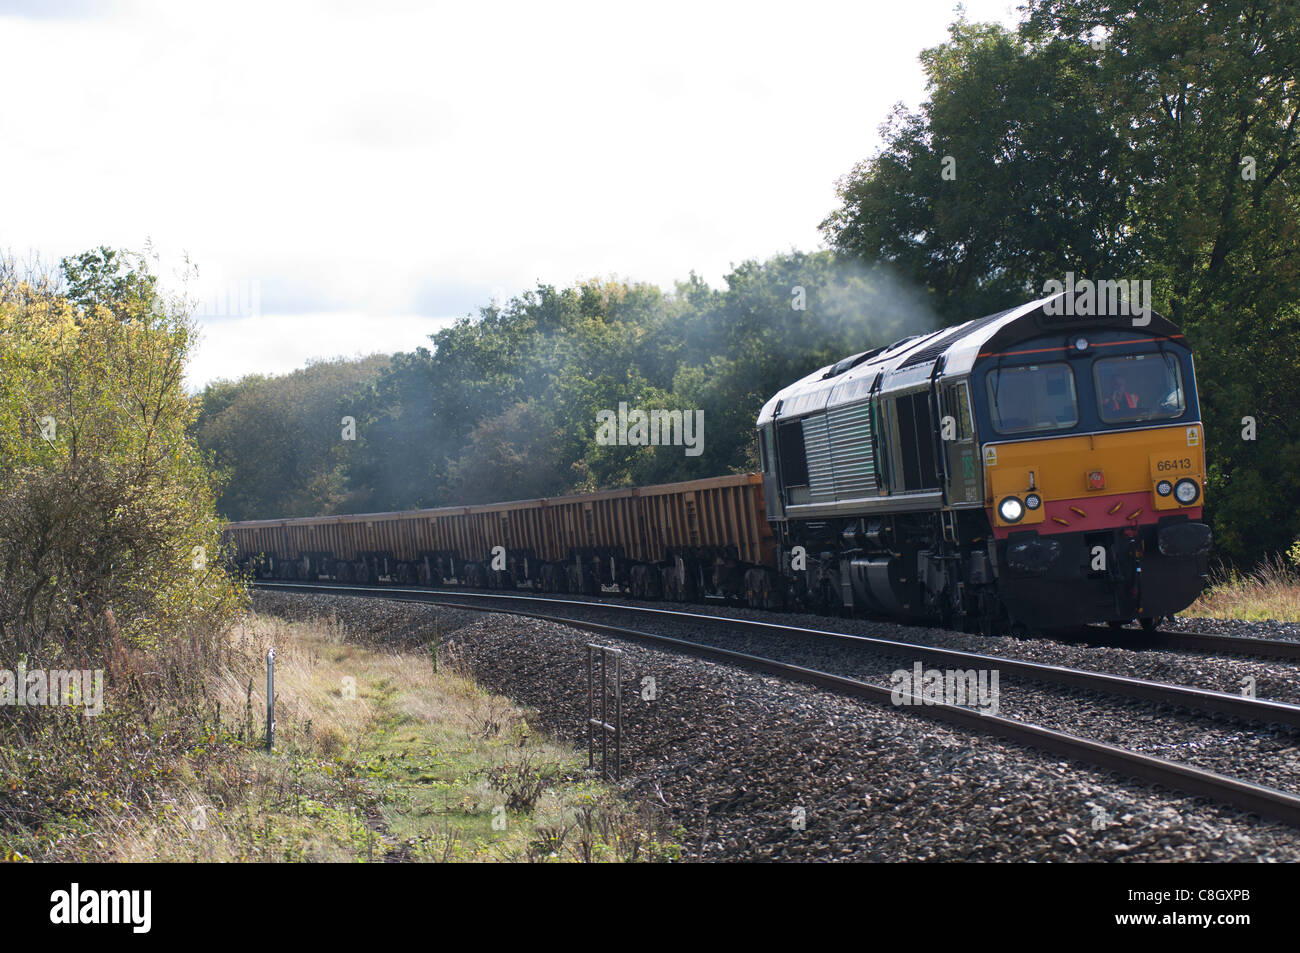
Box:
986;363;1079;434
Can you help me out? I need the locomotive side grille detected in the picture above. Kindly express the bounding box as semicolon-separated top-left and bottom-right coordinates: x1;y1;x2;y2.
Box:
801;413;837;503
826;400;876;499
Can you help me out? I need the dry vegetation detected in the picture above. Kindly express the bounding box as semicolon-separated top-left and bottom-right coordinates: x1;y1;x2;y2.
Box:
1184;555;1300;622
1;612;679;862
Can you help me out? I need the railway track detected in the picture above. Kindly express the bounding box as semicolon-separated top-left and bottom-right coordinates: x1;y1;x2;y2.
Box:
255;579;1300;661
257;580;1300;828
257;583;1300;726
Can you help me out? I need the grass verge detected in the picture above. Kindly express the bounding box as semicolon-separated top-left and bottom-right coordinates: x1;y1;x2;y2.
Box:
1;613;680;862
1183;556;1300;623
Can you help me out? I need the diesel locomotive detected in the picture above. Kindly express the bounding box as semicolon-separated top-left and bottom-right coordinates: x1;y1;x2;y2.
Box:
226;290;1211;633
756;289;1211;632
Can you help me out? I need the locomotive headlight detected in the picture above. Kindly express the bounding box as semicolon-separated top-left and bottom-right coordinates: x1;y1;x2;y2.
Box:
1025;493;1042;510
1156;480;1173;497
1174;478;1201;505
998;496;1025;523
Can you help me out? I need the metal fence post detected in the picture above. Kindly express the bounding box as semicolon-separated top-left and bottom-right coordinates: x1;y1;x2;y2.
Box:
614;649;622;780
266;647;275;752
600;647;607;776
586;644;594;772
586;644;623;781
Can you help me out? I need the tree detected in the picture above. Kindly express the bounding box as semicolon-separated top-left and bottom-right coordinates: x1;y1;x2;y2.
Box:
822;19;1136;322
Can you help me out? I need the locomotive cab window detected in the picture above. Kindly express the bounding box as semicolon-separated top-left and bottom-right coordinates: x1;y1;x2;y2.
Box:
1093;353;1184;423
986;363;1078;434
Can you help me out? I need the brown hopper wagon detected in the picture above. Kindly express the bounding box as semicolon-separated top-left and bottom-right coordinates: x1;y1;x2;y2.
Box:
224;473;775;602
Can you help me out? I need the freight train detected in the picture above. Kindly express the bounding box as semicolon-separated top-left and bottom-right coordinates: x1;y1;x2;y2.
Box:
226;290;1212;633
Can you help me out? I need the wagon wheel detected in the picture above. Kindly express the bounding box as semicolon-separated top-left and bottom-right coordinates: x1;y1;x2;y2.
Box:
663;567;681;602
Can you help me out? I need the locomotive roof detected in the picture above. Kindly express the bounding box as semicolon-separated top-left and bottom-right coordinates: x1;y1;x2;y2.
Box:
757;290;1184;427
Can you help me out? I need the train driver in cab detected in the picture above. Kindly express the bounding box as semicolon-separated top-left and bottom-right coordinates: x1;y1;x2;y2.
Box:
1104;372;1139;414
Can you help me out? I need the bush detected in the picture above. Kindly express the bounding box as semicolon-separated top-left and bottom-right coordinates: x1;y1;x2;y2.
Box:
0;249;245;667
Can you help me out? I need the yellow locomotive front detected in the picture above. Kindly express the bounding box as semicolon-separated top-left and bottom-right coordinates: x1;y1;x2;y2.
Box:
975;327;1211;629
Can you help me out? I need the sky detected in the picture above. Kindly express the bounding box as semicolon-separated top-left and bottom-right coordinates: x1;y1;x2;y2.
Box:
0;0;1023;387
